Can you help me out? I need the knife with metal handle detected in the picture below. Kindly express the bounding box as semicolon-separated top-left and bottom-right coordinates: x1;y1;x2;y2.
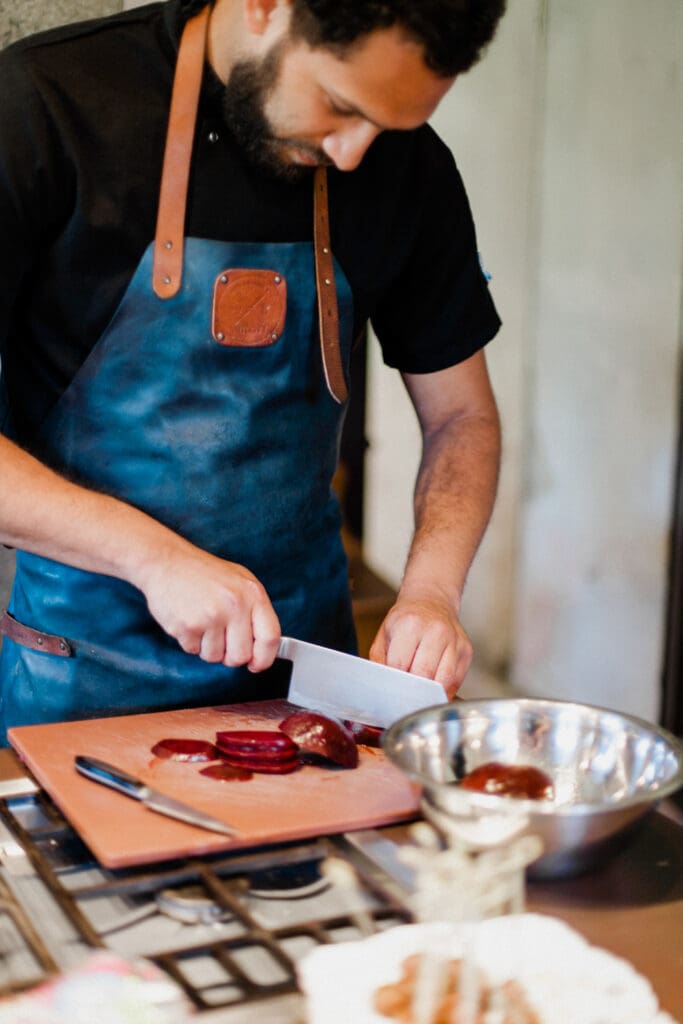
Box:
279;636;449;729
74;755;239;837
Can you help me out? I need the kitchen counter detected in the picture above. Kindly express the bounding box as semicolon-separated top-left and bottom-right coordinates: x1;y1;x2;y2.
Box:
528;803;683;1022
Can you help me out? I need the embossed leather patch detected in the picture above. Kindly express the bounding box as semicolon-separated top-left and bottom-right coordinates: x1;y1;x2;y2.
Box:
212;269;287;347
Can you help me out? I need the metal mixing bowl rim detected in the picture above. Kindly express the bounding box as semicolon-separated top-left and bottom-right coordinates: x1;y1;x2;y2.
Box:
381;696;683;817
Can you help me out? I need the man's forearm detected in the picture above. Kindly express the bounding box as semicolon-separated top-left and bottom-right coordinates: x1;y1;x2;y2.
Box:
399;405;501;609
0;433;188;587
0;434;281;669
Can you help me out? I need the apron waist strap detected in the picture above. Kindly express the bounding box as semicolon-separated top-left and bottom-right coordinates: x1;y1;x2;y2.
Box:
0;611;72;657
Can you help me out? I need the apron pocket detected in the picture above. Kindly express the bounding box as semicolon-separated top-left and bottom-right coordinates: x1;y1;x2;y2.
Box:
212;267;287;346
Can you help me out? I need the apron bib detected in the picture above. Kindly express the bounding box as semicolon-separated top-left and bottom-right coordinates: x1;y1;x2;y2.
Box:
0;10;355;734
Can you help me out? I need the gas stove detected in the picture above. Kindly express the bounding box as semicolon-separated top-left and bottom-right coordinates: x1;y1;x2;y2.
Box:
0;786;415;1021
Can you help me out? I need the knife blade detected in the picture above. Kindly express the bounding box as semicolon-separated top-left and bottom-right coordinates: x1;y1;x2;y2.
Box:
278;636;448;729
74;756;238;837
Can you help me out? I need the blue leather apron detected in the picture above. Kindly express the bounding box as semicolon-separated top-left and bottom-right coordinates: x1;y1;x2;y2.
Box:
0;10;355;736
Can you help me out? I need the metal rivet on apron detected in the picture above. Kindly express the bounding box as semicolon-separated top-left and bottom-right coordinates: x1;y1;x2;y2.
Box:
322;247;329;254
164;240;173;250
220;274;228;284
324;278;331;286
216;332;225;341
37;637;43;645
163;275;172;285
59;641;67;651
271;333;278;341
274;275;281;284
208;131;219;143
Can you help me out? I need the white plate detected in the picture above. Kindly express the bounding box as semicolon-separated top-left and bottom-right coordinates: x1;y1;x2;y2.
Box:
298;914;676;1024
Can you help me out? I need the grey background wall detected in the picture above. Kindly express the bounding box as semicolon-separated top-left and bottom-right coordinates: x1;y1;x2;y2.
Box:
1;1;682;725
365;0;683;722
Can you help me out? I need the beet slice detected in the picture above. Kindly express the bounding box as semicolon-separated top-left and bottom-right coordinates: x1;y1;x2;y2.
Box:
279;711;358;769
460;761;554;800
218;752;301;775
200;763;253;782
151;738;218;762
344;720;384;748
215;730;299;761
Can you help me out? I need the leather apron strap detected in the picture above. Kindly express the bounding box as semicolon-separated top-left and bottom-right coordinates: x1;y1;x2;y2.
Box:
0;611;72;657
152;7;348;404
152;5;208;301
313;167;347;404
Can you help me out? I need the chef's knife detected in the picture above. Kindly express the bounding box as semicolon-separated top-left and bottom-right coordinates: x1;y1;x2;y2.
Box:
74;755;238;837
278;636;448;729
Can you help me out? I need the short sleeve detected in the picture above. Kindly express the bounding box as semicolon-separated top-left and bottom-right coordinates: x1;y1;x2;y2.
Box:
370;129;501;374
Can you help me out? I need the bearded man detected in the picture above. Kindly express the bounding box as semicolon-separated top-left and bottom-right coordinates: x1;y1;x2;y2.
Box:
0;0;505;738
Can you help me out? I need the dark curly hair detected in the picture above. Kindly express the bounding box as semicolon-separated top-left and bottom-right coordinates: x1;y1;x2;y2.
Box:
182;0;506;77
289;0;507;77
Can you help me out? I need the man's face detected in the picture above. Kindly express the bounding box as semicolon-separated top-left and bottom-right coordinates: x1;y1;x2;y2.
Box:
221;23;454;180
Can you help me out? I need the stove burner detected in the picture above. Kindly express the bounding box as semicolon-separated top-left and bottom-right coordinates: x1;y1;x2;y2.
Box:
247;859;330;900
155;884;232;925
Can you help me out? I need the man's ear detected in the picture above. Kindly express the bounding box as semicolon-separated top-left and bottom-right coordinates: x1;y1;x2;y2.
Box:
244;0;288;36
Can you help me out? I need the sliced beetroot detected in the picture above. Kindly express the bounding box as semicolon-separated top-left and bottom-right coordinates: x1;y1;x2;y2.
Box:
279;711;358;769
344;720;384;748
151;738;218;762
200;763;253;782
215;730;299;760
218;752;301;775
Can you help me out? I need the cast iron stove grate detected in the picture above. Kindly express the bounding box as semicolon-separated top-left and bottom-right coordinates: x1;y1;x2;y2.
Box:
0;792;412;1013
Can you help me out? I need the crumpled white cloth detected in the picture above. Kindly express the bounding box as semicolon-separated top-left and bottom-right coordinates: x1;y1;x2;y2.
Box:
298;913;678;1024
0;952;193;1024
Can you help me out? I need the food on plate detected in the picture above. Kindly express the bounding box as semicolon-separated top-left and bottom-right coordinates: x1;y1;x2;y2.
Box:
279;711;359;768
199;763;253;781
215;729;301;775
373;954;541;1024
150;738;218;762
344;720;384;747
459;761;554;800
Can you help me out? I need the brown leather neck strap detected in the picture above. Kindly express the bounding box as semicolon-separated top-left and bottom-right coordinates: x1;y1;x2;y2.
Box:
152;6;210;299
313;167;347;405
152;8;346;404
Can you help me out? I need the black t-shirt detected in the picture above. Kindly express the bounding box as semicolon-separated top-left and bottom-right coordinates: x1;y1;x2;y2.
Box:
0;0;500;447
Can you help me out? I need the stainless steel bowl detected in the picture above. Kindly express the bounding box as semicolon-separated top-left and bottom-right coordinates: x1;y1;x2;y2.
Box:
382;698;683;879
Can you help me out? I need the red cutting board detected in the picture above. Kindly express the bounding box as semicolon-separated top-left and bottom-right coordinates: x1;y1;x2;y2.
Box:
8;700;420;868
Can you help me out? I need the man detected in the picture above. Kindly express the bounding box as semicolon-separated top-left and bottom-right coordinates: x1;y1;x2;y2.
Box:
0;0;505;738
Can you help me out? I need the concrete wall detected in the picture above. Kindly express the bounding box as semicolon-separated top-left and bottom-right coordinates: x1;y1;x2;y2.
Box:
365;0;683;722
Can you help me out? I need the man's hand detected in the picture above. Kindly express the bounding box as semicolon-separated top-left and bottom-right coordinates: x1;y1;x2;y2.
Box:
140;547;281;673
368;588;472;699
0;435;282;674
367;350;500;701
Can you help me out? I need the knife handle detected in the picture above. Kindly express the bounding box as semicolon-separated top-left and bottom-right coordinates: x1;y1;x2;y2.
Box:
74;755;146;800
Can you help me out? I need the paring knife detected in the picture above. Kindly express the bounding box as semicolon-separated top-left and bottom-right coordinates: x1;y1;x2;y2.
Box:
278;636;448;729
74;755;238;837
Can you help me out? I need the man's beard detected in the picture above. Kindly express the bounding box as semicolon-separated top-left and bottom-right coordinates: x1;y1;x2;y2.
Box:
221;44;327;182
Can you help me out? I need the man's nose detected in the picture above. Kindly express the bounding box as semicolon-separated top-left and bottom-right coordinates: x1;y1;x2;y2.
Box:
322;121;380;171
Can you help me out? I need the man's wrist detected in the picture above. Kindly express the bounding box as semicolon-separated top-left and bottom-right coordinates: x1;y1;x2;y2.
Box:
396;573;463;616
